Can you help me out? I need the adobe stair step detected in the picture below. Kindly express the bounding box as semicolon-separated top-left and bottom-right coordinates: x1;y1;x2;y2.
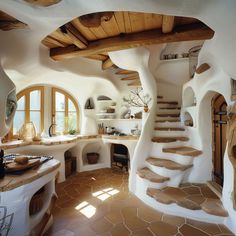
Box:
154;127;185;131
162;146;202;157
137;167;169;183
157;95;163;99
157;101;178;105
157;113;180;117
155;119;180;123
147;185;228;217
152;136;189;143
159;107;181;110
146;157;193;171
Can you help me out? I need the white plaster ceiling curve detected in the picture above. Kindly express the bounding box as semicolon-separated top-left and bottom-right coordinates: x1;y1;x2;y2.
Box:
0;1;236;82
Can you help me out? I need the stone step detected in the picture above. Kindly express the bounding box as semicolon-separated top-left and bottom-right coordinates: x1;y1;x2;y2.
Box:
162;146;202;157
137;167;169;183
157;101;178;105
155;119;180;123
147;184;228;217
152;136;189;143
146;157;193;171
157;113;180;117
159;107;181;110
154;127;185;131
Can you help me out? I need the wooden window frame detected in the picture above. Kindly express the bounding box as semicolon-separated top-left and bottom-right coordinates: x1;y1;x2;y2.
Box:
12;86;44;136
51;87;80;135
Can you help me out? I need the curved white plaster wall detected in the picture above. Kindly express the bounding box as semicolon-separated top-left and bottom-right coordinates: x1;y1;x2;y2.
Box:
109;47;158;192
1;0;236;233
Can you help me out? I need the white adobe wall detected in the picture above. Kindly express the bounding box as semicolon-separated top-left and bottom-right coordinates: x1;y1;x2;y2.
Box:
182;40;235;232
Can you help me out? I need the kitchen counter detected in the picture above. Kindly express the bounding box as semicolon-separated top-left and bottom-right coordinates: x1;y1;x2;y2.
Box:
102;135;140;140
0;159;60;192
0;134;140;150
0;134;101;150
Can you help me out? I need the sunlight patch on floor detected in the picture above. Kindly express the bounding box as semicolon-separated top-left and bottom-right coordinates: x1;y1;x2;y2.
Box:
92;188;120;202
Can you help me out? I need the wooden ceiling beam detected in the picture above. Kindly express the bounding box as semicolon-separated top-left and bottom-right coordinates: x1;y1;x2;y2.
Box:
50;22;214;61
102;58;114;70
162;15;175;33
42;36;66;48
64;24;88;49
85;54;108;61
121;75;139;81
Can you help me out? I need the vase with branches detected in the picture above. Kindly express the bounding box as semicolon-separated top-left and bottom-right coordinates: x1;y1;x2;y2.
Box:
123;88;152;112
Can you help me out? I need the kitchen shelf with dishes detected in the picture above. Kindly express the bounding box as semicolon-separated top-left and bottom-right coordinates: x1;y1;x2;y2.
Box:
96;97;117;119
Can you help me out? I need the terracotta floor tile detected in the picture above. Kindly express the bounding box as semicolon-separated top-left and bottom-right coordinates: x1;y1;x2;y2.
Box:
186;194;206;205
200;186;218;199
121;206;137;218
51;229;75;236
50;168;233;236
162;187;188;201
180;224;209;236
149;221;178;236
187;219;221;235
110;223;130;236
137;206;163;222
132;228;153;236
124;216;149;231
182;186;201;195
162;214;185;227
177;199;201;210
90;218;113;234
218;224;235;235
105;210;123;225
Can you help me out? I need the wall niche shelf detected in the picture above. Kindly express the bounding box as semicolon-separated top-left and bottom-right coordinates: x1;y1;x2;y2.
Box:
160;57;189;62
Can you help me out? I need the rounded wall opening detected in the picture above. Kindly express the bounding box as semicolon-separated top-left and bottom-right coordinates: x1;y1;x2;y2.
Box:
111;144;129;171
183;87;196;107
82;142;103;165
184;112;193;127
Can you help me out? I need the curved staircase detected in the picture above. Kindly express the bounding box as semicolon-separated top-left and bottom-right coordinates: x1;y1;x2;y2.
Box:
135;95;228;223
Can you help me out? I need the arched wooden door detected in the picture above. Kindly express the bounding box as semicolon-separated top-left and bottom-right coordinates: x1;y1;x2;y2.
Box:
212;94;227;186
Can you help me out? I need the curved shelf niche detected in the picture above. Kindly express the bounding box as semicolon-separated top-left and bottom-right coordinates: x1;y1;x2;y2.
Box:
184;112;194;127
183;87;196;107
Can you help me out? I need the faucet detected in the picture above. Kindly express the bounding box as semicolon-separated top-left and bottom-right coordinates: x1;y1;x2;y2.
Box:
48;124;56;137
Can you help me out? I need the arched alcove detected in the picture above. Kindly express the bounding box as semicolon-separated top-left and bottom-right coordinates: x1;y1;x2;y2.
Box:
184;112;194;127
183;87;196;107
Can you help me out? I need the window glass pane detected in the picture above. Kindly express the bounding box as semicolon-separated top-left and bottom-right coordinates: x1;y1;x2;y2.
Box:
30;90;41;110
30;111;40;134
55;92;65;111
55;111;64;133
68;99;76;112
13;111;25;134
68;112;77;131
17;96;25;110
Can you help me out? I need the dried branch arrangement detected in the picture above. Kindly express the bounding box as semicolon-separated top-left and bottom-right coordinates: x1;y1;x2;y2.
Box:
123;88;152;108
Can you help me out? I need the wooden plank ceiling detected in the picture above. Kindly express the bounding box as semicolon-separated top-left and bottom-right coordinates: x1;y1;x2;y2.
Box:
0;11;27;31
42;11;215;87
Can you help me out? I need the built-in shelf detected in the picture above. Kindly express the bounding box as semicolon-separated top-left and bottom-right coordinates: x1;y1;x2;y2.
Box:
160;57;189;62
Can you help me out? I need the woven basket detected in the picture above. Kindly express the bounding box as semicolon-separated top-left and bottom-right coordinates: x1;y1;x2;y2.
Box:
87;153;99;164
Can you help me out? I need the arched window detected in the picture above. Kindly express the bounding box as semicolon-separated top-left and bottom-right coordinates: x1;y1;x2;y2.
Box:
13;86;44;135
52;88;80;134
